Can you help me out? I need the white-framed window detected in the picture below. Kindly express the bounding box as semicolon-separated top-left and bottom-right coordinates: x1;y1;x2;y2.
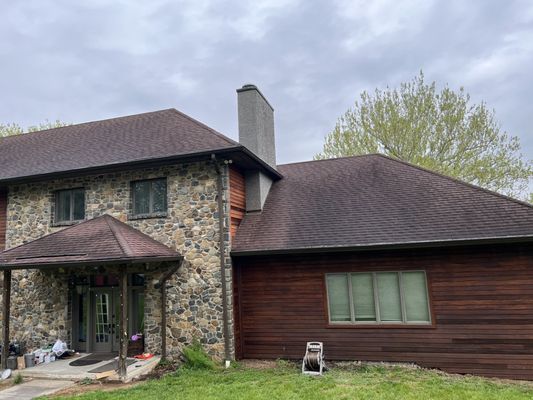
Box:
325;271;431;325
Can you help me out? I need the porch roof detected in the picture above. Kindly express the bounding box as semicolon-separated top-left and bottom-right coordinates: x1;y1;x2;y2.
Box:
0;214;182;269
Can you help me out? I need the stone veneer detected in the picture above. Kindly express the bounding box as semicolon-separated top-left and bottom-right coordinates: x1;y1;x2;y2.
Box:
0;160;234;360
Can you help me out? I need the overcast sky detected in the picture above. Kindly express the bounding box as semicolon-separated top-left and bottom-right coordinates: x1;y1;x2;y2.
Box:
1;0;532;165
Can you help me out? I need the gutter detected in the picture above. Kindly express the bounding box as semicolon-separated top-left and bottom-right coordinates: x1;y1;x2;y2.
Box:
230;234;533;257
0;145;282;185
211;154;231;366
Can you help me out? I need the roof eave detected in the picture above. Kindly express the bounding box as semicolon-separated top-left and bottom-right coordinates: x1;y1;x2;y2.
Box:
0;145;282;185
230;235;533;257
0;254;183;271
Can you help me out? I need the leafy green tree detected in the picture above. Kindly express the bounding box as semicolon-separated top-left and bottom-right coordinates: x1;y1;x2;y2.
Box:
0;120;69;138
316;72;532;199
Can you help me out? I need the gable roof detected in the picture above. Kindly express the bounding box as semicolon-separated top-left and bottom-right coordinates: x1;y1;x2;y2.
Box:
0;108;280;184
232;154;533;255
0;214;181;269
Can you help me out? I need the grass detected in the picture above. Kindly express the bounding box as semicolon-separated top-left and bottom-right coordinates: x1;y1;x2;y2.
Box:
47;363;533;400
181;340;216;370
13;373;23;385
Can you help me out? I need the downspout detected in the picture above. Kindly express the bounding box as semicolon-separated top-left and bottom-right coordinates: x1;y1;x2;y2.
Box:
211;154;231;367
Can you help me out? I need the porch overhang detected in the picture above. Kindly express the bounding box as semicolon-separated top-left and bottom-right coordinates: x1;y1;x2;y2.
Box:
0;255;182;270
0;215;183;380
0;214;183;270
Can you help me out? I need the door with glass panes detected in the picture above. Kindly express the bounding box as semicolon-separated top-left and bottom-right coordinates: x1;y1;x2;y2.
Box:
92;288;120;353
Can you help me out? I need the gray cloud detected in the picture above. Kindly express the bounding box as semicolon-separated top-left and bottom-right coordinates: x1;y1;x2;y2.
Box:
1;0;532;165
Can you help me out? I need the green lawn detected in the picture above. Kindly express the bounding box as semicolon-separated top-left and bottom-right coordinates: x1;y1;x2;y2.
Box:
49;363;533;400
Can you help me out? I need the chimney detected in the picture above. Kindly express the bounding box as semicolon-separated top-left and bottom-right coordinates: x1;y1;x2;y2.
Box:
237;84;276;212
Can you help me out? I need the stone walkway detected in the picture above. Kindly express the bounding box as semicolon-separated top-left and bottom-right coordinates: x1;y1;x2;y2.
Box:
0;379;74;399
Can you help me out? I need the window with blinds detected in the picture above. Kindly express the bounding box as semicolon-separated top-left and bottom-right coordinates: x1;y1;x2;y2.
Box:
326;271;430;325
55;188;85;224
131;178;167;217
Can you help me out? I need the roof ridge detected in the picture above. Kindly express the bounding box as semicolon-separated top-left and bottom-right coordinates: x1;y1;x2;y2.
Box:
278;154;532;210
374;154;533;210
277;154;378;168
168;108;239;147
102;214;135;257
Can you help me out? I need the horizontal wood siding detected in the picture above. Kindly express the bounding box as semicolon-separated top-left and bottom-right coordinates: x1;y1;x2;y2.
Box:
229;165;246;358
0;188;6;250
234;244;533;380
229;166;246;240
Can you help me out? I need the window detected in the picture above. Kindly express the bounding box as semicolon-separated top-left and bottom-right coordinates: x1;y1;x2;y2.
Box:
55;188;85;223
326;271;430;325
132;178;167;217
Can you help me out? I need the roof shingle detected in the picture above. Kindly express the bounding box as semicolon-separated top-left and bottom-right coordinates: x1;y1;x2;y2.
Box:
0;109;239;183
232;154;533;254
0;214;181;268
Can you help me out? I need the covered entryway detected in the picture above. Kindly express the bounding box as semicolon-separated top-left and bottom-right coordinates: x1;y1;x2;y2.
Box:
0;214;182;380
71;273;146;355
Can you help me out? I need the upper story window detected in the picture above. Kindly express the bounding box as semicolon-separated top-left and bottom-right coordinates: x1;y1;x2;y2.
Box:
56;188;85;224
132;178;167;218
326;271;431;325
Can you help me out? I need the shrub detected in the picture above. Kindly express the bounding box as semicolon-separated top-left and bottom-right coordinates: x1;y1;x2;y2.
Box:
181;341;216;370
13;373;23;384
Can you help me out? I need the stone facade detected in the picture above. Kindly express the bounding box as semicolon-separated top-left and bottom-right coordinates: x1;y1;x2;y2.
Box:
0;160;234;360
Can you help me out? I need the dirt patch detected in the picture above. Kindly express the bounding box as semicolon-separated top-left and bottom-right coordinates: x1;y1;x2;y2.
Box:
46;381;139;398
238;359;279;370
46;361;180;398
0;379;14;391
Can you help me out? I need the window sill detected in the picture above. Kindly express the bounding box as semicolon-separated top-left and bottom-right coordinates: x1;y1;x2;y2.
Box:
52;220;84;227
326;322;435;329
130;213;168;221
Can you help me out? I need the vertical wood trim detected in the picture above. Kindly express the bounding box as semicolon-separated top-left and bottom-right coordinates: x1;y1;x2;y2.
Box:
228;166;246;241
118;266;128;379
1;270;11;370
161;283;167;360
0;188;7;251
237;262;245;358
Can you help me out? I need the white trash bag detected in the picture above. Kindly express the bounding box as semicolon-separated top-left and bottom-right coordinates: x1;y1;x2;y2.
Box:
52;339;68;357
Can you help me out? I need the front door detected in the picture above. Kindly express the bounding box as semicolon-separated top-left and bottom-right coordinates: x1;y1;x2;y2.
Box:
92;288;120;353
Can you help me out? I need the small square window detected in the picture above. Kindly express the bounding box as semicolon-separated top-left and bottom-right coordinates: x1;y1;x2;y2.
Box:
132;178;167;217
55;188;85;223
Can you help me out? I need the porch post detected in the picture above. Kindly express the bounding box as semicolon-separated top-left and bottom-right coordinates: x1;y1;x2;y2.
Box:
161;281;167;360
1;269;11;370
155;260;183;361
118;265;128;380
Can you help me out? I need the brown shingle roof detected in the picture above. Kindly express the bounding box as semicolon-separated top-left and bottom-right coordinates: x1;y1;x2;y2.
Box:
0;214;181;268
0;109;242;183
232;154;533;255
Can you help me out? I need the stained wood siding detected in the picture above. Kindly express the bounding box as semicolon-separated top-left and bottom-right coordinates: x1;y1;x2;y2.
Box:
234;244;533;380
229;166;246;240
0;188;6;251
229;165;246;357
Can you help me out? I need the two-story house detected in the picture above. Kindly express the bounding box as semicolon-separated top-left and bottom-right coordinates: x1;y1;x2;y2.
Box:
1;85;533;380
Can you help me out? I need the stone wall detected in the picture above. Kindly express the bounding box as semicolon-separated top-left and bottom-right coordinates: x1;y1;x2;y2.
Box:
1;160;234;359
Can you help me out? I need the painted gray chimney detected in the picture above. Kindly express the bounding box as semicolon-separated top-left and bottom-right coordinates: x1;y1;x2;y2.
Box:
237;84;276;212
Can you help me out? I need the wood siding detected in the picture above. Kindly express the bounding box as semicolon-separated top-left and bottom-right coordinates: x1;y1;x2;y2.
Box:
229;166;246;240
229;165;246;357
0;188;6;250
233;244;533;380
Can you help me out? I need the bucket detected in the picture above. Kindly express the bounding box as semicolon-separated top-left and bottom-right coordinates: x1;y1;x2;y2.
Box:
24;353;35;368
6;356;17;370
